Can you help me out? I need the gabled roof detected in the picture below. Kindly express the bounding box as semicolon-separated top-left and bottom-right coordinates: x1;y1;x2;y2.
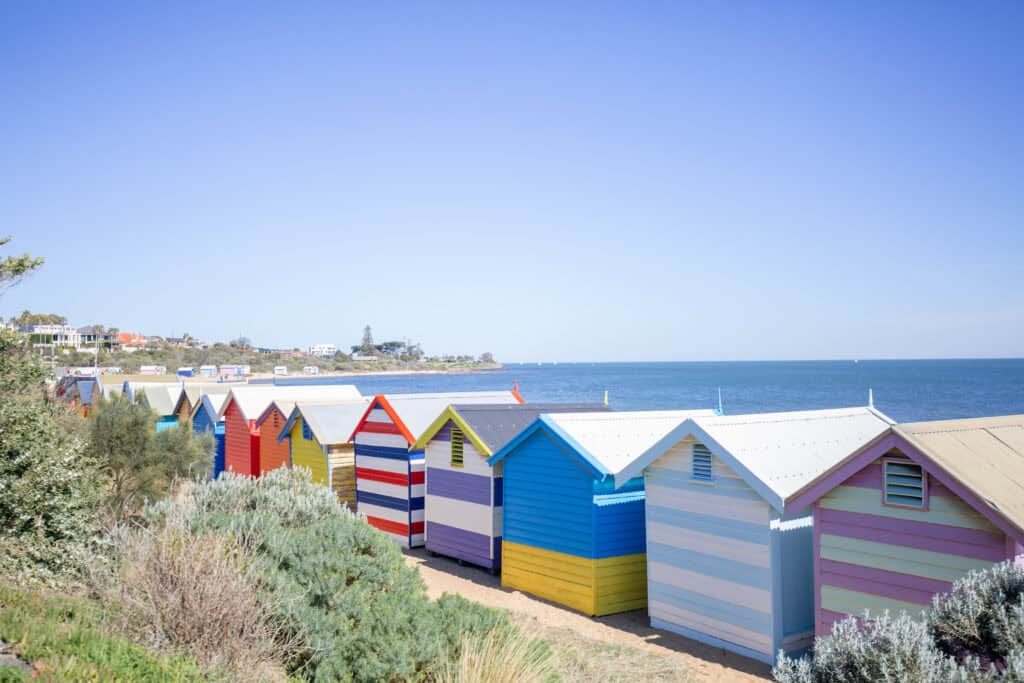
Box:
489;409;715;482
278;399;373;445
218;384;362;422
894;416;1024;534
351;391;525;444
619;407;894;512
135;384;182;417
413;403;611;456
191;392;229;423
173;383;229;416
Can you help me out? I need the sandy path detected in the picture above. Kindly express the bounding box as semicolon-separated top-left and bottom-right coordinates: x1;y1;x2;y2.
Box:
405;549;771;682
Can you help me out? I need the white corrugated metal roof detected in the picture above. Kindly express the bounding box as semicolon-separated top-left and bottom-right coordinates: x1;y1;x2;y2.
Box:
620;407;894;510
546;410;717;479
293;399;373;444
381;391;522;442
134;383;181;417
219;384;362;421
192;392;229;421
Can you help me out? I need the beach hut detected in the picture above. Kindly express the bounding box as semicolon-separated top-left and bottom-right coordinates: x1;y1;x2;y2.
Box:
412;403;610;573
191;393;229;478
487;409;714;616
617;407;893;663
254;399;296;476
786;414;1024;639
122;375;180;402
134;384;184;432
278;399;373;507
350;390;524;548
218;385;362;477
172;383;228;424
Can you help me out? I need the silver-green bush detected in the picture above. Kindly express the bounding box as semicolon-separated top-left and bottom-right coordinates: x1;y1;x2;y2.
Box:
146;468;515;682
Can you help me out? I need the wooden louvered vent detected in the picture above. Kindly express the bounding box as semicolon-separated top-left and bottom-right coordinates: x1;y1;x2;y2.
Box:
884;460;926;508
692;443;713;482
451;428;464;467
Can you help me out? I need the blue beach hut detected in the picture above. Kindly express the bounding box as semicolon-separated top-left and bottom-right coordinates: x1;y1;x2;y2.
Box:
487;409;714;616
191;392;229;478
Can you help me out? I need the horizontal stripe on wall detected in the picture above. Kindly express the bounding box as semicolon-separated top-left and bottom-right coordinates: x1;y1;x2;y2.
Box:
354;443;413;460
820;533;995;584
355;431;411;449
356;467;424;487
425;521;494;567
649;604;772;659
818;506;1004;549
821;485;997;532
358;502;406;525
364;408;391;423
357;489;424;512
366;515;408;536
357;419;404;436
356;477;407;500
648;580;771;633
646;484;770;527
646;521;770;569
425;494;493;537
819;515;1005;563
647;466;766;503
648;559;772;613
821;585;929;618
647;541;770;589
353;454;408;474
820;558;950;606
426;467;491;505
646;504;769;545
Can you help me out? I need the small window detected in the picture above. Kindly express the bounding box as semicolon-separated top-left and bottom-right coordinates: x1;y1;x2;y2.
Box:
302;422;312;441
692;443;713;482
451;428;464;467
884;459;926;508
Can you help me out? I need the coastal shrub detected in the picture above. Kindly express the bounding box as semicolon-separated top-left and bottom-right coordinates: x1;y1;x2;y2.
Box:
927;562;1024;667
145;468;514;681
0;330;102;585
86;394;212;520
772;612;962;682
97;511;291;681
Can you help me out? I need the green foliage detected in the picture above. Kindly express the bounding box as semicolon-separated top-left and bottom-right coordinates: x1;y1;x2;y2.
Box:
0;237;44;293
85;395;212;519
146;468;512;682
0;329;101;585
9;310;66;327
928;562;1024;667
0;585;206;682
775;562;1024;682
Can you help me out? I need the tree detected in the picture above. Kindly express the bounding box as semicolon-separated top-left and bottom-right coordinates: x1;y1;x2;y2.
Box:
229;336;252;349
0;237;44;293
85;394;212;519
479;352;495;364
360;325;375;355
12;310;67;327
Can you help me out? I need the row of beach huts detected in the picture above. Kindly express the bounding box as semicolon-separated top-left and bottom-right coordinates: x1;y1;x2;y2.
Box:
62;374;1024;664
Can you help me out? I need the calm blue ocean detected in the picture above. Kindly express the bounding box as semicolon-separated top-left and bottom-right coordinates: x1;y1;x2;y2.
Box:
262;359;1024;423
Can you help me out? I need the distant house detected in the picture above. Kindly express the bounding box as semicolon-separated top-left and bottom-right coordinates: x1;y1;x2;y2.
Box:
199;365;218;378
117;332;147;350
23;324;82;350
77;326;118;349
351;353;378;362
309;344;337;358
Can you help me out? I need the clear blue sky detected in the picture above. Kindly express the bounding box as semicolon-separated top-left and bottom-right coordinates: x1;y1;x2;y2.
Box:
2;2;1022;361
